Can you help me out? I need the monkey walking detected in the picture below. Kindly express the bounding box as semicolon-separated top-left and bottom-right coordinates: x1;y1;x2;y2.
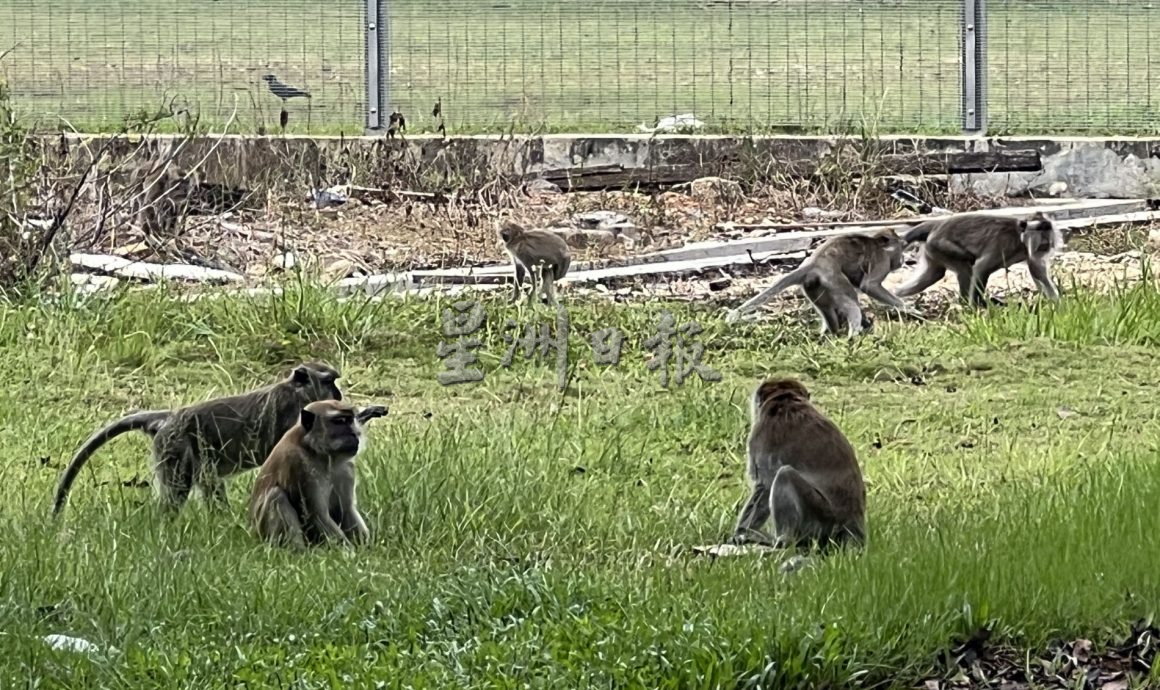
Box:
498;221;572;306
250;400;381;550
726;228;920;336
53;362;345;516
894;211;1063;306
730;378;867;562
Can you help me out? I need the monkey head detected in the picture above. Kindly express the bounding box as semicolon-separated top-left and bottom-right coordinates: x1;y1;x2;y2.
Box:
1018;213;1061;256
300;400;364;459
261;74;276;83
287;362;344;403
498;222;526;246
872;229;907;270
751;378;811;418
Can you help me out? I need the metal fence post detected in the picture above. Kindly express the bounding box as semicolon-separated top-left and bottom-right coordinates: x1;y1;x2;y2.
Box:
364;0;387;133
961;0;987;133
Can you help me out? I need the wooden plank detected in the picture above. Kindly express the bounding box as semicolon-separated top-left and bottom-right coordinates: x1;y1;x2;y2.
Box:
1057;209;1160;231
530;149;1041;193
560;251;807;283
70;253;245;284
716;199;1148;233
876;148;1042;175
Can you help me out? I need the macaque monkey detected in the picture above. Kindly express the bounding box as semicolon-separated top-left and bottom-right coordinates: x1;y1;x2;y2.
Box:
53;362;344;515
498;221;572;305
726;228;919;335
730;378;867;553
894;211;1062;306
250;400;377;549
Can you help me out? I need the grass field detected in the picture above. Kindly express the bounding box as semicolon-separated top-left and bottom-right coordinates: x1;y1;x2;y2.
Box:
2;276;1160;686
3;0;1160;135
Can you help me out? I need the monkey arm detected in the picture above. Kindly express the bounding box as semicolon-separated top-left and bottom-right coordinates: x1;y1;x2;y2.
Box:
305;488;351;546
331;467;370;544
1026;259;1060;300
730;482;774;543
510;262;526;302
860;282;926;320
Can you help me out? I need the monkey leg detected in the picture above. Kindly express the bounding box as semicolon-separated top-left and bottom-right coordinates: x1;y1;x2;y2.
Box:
730;482;775;544
254;488;307;549
966;257;1001;307
1027;258;1060;301
894;257;946;298
815;303;843;336
542;268;559;306
525;264;542;306
769;466;854;549
804;283;842;335
153;448;195;512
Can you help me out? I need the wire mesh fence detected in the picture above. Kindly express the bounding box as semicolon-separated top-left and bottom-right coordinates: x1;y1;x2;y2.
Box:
387;0;965;134
1;0;1159;135
0;0;365;134
986;0;1160;133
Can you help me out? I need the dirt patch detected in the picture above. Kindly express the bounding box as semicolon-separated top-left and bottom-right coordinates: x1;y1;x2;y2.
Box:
66;175;1010;280
919;622;1158;690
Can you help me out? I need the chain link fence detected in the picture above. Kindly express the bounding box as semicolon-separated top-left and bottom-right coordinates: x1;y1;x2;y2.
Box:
1;0;1158;135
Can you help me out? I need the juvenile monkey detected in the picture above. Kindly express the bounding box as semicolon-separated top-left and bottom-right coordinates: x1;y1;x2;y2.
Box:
730;378;867;552
725;228;918;336
249;400;374;550
498;221;572;305
53;362;344;515
894;211;1062;306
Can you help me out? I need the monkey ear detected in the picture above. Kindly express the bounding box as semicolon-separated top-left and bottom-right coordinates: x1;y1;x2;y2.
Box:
291;366;311;386
300;407;316;432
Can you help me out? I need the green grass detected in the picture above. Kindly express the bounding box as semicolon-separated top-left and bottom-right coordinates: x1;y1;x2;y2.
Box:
2;273;1160;687
3;0;1160;135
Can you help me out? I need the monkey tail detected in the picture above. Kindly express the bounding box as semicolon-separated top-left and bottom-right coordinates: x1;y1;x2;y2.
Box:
730;266;811;318
902;222;933;245
52;410;171;515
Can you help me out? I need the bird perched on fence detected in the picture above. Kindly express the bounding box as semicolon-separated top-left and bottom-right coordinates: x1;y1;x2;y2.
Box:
262;74;312;101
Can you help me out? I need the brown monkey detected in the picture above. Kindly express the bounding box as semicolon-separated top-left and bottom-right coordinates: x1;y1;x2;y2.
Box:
53;362;344;515
726;228;918;335
498;221;572;305
894;211;1062;306
250;400;374;549
730;378;867;552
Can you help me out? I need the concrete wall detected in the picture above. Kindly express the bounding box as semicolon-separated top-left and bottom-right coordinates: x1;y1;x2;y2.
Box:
56;133;1160;199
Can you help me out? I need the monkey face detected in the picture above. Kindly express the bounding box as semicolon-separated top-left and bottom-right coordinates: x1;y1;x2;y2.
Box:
1020;217;1059;256
877;233;906;270
290;363;344;402
301;401;364;457
498;222;525;246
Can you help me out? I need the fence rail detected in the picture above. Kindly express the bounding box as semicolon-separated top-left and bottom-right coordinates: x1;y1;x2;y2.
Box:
1;0;1158;136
